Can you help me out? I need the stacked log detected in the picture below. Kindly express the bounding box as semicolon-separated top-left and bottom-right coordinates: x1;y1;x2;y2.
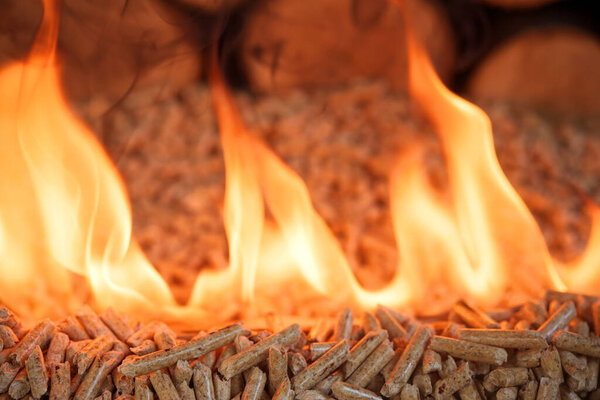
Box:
0;0;201;108
466;27;600;115
236;0;456;92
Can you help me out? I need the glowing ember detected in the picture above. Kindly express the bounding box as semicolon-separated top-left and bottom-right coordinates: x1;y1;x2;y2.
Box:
0;0;598;325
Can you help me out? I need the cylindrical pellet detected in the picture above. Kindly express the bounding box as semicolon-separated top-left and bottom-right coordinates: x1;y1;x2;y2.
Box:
213;372;231;400
8;368;30;399
553;330;600;358
268;346;288;395
75;306;117;340
333;308;353;341
343;330;387;378
291;340;349;391
412;373;432;396
100;308;133;342
241;367;266;400
314;371;341;395
518;380;538;400
308;319;332;343
567;374;586;392
540;347;564;383
380;348;402;380
75;334;114;375
219;324;300;379
560;385;582;400
586;357;599;392
26;346;48;399
201;351;216;369
149;370;179;400
519;301;547;327
483;367;528;390
309;342;336;361
592;301;600;336
272;377;294;400
433;362;472;400
458;329;547;349
66;340;90;365
296;389;328;400
515;349;543;368
73;351;124;400
193;363;215;400
121;324;244;377
50;362;71;400
515;320;531;330
440;356;457;379
536;377;559;400
496;387;518;400
559;350;587;380
46;332;69;368
113;362;135;396
347;340;394;388
538;302;576;340
131;340;157;356
153;325;177;351
332;381;382;400
0;326;18;349
217;345;243;397
429;336;507;365
9;319;54;367
58;317;90;341
172;360;192;386
135;383;154;400
400;383;419;400
177;381;196;400
458;382;480;400
422;349;442;373
127;323;160;348
453;303;500;329
363;313;381;333
381;326;431;397
0;361;20;393
375;306;407;339
288;352;307;376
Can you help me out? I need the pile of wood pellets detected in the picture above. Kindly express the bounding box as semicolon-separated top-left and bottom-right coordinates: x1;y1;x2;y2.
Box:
1;290;600;400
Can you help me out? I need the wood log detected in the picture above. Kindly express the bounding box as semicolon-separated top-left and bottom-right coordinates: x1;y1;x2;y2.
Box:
173;0;247;13
237;0;455;93
59;0;201;104
0;0;201;107
466;27;600;115
478;0;560;10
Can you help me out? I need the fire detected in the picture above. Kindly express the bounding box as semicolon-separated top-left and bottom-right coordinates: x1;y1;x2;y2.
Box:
0;0;176;321
0;0;598;325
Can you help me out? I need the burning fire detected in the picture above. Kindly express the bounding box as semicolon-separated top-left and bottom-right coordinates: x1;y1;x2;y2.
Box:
0;0;598;325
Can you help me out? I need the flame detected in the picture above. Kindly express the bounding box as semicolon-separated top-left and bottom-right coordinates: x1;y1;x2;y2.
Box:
1;0;599;325
0;0;176;321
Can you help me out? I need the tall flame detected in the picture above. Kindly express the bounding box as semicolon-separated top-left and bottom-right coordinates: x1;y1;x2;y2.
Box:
0;0;598;325
0;0;176;321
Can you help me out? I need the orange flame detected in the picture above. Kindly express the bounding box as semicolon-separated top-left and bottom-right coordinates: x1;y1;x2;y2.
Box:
0;0;598;325
0;0;176;321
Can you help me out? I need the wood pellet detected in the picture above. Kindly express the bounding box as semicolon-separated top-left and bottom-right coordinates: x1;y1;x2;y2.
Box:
0;292;599;399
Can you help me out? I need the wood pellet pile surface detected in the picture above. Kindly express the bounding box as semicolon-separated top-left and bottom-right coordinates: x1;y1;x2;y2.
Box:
76;80;600;305
2;290;600;399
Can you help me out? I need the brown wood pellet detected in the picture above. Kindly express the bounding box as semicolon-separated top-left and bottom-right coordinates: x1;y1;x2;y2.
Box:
1;291;600;399
219;324;300;379
381;326;431;397
25;345;48;399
